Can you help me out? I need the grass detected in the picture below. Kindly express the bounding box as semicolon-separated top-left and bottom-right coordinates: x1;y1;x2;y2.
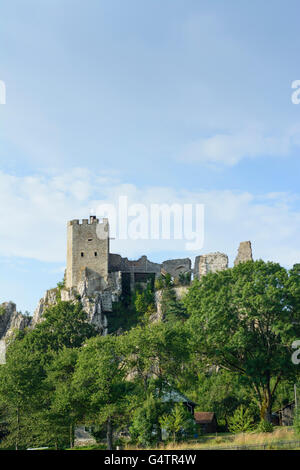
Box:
124;427;298;451
67;427;299;451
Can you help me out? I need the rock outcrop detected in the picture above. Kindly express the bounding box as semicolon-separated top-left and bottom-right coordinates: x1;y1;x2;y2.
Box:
31;267;123;334
0;302;31;364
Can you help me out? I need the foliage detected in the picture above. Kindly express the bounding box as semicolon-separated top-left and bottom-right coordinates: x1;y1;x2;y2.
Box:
228;406;255;434
72;335;128;450
159;404;195;443
129;393;164;447
160;288;187;322
0;301;97;449
122;321;190;392
1;259;299;449
256;419;274;433
108;281;155;334
155;273;173;290
186;369;259;429
178;272;191;286
134;281;155;315
185;260;300;421
294;408;300;437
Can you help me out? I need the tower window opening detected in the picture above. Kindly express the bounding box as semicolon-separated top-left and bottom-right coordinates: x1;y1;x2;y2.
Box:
88;238;93;242
94;252;97;257
81;252;84;257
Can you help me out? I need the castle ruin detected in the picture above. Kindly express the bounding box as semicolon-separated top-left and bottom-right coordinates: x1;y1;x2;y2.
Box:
0;215;254;363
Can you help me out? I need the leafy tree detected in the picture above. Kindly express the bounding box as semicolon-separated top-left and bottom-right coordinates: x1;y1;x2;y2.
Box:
32;301;98;353
72;335;127;450
0;342;44;449
129;393;165;447
134;281;155;316
42;347;80;448
228;406;255;434
155;273;173;290
178;272;191;286
187;369;258;430
293;408;300;437
185;260;300;421
0;301;97;449
160;288;187;322
159;404;195;443
122;321;190;393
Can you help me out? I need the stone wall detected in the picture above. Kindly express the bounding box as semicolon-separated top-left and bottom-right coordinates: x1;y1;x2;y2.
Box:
161;258;192;278
109;254;191;279
234;241;253;266
66;217;109;289
109;254;161;275
194;252;229;279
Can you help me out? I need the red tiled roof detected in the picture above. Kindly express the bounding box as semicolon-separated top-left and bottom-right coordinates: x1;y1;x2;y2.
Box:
194;412;215;424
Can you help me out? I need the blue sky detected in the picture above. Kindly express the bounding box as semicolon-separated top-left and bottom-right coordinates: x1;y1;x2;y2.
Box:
1;0;300;313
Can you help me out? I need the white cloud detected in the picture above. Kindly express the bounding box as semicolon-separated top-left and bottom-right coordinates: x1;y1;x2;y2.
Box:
0;168;300;267
181;127;294;166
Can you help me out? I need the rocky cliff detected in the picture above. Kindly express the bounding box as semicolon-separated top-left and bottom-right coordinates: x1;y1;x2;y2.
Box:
0;302;31;364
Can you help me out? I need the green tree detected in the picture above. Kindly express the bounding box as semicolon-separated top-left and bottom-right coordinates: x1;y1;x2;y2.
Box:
228;406;255;434
187;369;258;430
159;404;195;443
122;321;190;393
42;347;80;449
0;301;97;449
0;342;44;449
134;281;155;316
160;288;187;322
129;393;164;447
72;335;127;450
185;260;300;421
293;408;300;437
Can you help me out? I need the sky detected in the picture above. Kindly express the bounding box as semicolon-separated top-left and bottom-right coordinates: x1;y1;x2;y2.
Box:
1;0;300;314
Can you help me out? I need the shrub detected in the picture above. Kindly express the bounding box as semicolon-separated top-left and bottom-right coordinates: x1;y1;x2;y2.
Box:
294;408;300;437
159;404;195;443
256;419;274;433
228;406;255;434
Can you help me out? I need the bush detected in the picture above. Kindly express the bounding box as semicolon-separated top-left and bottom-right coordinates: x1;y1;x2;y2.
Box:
159;404;195;443
294;409;300;437
256;419;274;433
228;406;255;434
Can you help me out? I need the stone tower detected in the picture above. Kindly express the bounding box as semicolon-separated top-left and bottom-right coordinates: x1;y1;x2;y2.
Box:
66;216;109;289
234;241;253;266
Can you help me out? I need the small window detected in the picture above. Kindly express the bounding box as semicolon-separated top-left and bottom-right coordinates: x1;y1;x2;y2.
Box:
94;252;97;257
81;252;84;257
88;238;93;242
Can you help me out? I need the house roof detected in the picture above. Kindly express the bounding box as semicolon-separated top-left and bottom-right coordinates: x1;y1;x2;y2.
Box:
194;412;216;424
161;389;197;406
275;401;295;413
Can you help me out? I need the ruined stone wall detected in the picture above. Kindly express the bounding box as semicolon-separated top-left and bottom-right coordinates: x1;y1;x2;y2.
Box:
234;241;253;266
66;217;109;289
161;258;191;278
109;254;191;279
109;254;161;275
194;252;229;279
